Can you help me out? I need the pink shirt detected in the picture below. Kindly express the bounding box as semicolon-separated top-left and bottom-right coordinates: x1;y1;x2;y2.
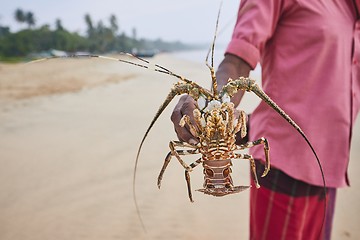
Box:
226;0;360;187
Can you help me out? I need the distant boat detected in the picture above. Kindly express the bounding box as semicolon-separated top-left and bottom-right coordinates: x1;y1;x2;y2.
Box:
131;48;157;58
49;49;67;57
28;49;68;59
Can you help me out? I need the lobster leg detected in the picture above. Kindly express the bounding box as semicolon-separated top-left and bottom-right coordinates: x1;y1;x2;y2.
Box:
185;158;203;202
171;140;198;148
157;151;172;189
233;153;260;189
233;110;247;138
157;141;199;189
221;102;236;133
157;141;202;202
222;102;247;138
236;137;270;177
157;140;202;202
179;114;200;137
169;141;198;171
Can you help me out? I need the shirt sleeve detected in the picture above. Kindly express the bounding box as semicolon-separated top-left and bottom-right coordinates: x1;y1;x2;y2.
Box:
226;0;285;69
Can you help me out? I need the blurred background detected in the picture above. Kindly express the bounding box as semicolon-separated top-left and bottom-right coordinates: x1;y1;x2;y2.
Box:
0;0;240;62
0;1;359;240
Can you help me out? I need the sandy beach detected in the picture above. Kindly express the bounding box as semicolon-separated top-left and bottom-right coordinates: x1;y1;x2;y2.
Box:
0;54;359;239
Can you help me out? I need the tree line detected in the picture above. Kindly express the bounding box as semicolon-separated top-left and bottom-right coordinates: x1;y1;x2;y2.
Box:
0;8;195;61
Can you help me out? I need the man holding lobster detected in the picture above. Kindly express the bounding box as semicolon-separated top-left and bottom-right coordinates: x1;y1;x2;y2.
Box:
172;0;360;239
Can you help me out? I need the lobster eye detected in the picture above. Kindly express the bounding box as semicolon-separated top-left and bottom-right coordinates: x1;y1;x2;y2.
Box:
205;169;214;177
223;168;230;177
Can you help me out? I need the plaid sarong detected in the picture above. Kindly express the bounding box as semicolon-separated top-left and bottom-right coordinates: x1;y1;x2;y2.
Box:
250;160;336;240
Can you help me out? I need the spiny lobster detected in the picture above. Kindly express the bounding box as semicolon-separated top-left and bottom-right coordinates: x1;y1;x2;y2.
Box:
155;78;272;201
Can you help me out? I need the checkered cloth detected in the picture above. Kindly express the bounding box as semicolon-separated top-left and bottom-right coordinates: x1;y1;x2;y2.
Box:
249;160;336;240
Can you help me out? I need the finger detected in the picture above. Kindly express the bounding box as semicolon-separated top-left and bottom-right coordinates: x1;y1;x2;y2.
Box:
175;126;197;143
172;101;196;142
171;96;199;143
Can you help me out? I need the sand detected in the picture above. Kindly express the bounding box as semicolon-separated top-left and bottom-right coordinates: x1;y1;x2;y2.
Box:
0;54;359;239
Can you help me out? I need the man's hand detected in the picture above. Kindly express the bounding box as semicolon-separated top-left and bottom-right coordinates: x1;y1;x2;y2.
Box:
171;95;199;144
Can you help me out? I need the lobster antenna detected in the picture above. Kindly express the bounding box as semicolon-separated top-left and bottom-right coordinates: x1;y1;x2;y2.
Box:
132;89;177;233
26;54;214;99
26;54;202;86
206;1;223;99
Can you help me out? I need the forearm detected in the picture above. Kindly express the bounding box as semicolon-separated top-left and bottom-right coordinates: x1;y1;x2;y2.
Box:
216;54;252;107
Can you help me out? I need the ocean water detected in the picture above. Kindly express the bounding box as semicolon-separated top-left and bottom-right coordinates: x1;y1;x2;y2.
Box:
172;48;262;80
172;48;225;69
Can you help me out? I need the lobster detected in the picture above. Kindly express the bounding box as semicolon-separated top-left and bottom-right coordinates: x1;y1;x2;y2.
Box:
155;78;271;201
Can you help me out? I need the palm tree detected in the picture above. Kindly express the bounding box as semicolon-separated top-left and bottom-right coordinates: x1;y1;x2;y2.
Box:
14;9;26;26
109;14;118;34
132;27;137;40
84;14;94;37
55;18;64;31
25;12;35;28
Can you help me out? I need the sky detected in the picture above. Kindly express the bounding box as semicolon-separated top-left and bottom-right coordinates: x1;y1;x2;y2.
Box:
0;0;240;45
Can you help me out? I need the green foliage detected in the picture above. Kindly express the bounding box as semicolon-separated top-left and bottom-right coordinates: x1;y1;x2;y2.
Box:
0;27;88;57
0;10;196;60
